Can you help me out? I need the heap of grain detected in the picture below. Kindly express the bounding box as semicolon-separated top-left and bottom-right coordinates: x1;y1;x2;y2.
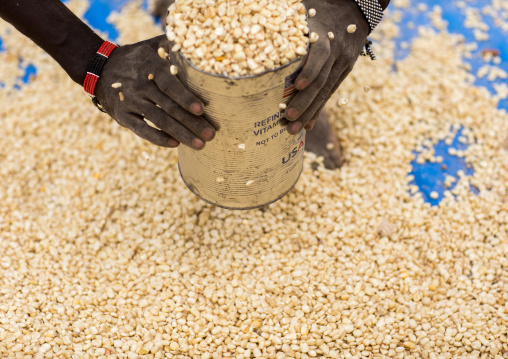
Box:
165;0;310;77
1;1;508;358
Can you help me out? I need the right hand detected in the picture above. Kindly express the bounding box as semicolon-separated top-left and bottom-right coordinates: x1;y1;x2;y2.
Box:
284;0;370;135
95;35;215;150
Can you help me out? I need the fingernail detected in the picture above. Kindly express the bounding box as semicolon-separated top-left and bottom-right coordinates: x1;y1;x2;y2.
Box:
192;138;205;149
290;122;302;134
296;79;308;90
286;108;298;120
202;127;215;140
169;139;179;147
190;102;203;115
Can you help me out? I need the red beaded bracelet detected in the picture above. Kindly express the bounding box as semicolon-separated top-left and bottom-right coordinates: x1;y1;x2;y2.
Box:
83;40;118;111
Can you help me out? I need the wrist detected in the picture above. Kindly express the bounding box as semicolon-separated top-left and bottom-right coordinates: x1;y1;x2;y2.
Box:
83;41;118;104
350;0;384;34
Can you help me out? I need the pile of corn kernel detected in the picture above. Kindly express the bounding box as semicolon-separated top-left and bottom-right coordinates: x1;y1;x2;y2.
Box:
1;1;508;359
165;0;309;77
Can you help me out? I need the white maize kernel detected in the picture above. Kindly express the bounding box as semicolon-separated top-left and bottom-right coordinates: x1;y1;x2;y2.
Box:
158;47;167;59
338;98;349;107
295;46;307;56
310;32;319;43
347;24;357;33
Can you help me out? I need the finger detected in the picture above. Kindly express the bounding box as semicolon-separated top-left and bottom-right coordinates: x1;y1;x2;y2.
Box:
294;27;331;91
285;59;335;134
146;85;216;141
123;113;180;148
140;101;206;150
299;65;353;132
151;58;205;116
304;119;317;131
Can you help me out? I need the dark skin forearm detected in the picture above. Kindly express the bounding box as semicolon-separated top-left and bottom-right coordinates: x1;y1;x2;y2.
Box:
0;0;104;84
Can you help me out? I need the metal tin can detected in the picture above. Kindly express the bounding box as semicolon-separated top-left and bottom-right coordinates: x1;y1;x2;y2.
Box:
174;54;307;210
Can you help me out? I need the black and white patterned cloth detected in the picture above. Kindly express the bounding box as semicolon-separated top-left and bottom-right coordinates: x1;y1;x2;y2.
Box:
351;0;384;34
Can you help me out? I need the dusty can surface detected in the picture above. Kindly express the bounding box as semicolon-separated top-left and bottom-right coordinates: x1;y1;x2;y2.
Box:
175;54;307;210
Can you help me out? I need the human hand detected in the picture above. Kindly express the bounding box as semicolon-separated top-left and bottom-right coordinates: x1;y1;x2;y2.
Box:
95;35;215;149
285;0;370;134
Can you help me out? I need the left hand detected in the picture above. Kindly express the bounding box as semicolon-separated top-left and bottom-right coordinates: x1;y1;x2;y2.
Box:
285;0;370;134
95;35;215;149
